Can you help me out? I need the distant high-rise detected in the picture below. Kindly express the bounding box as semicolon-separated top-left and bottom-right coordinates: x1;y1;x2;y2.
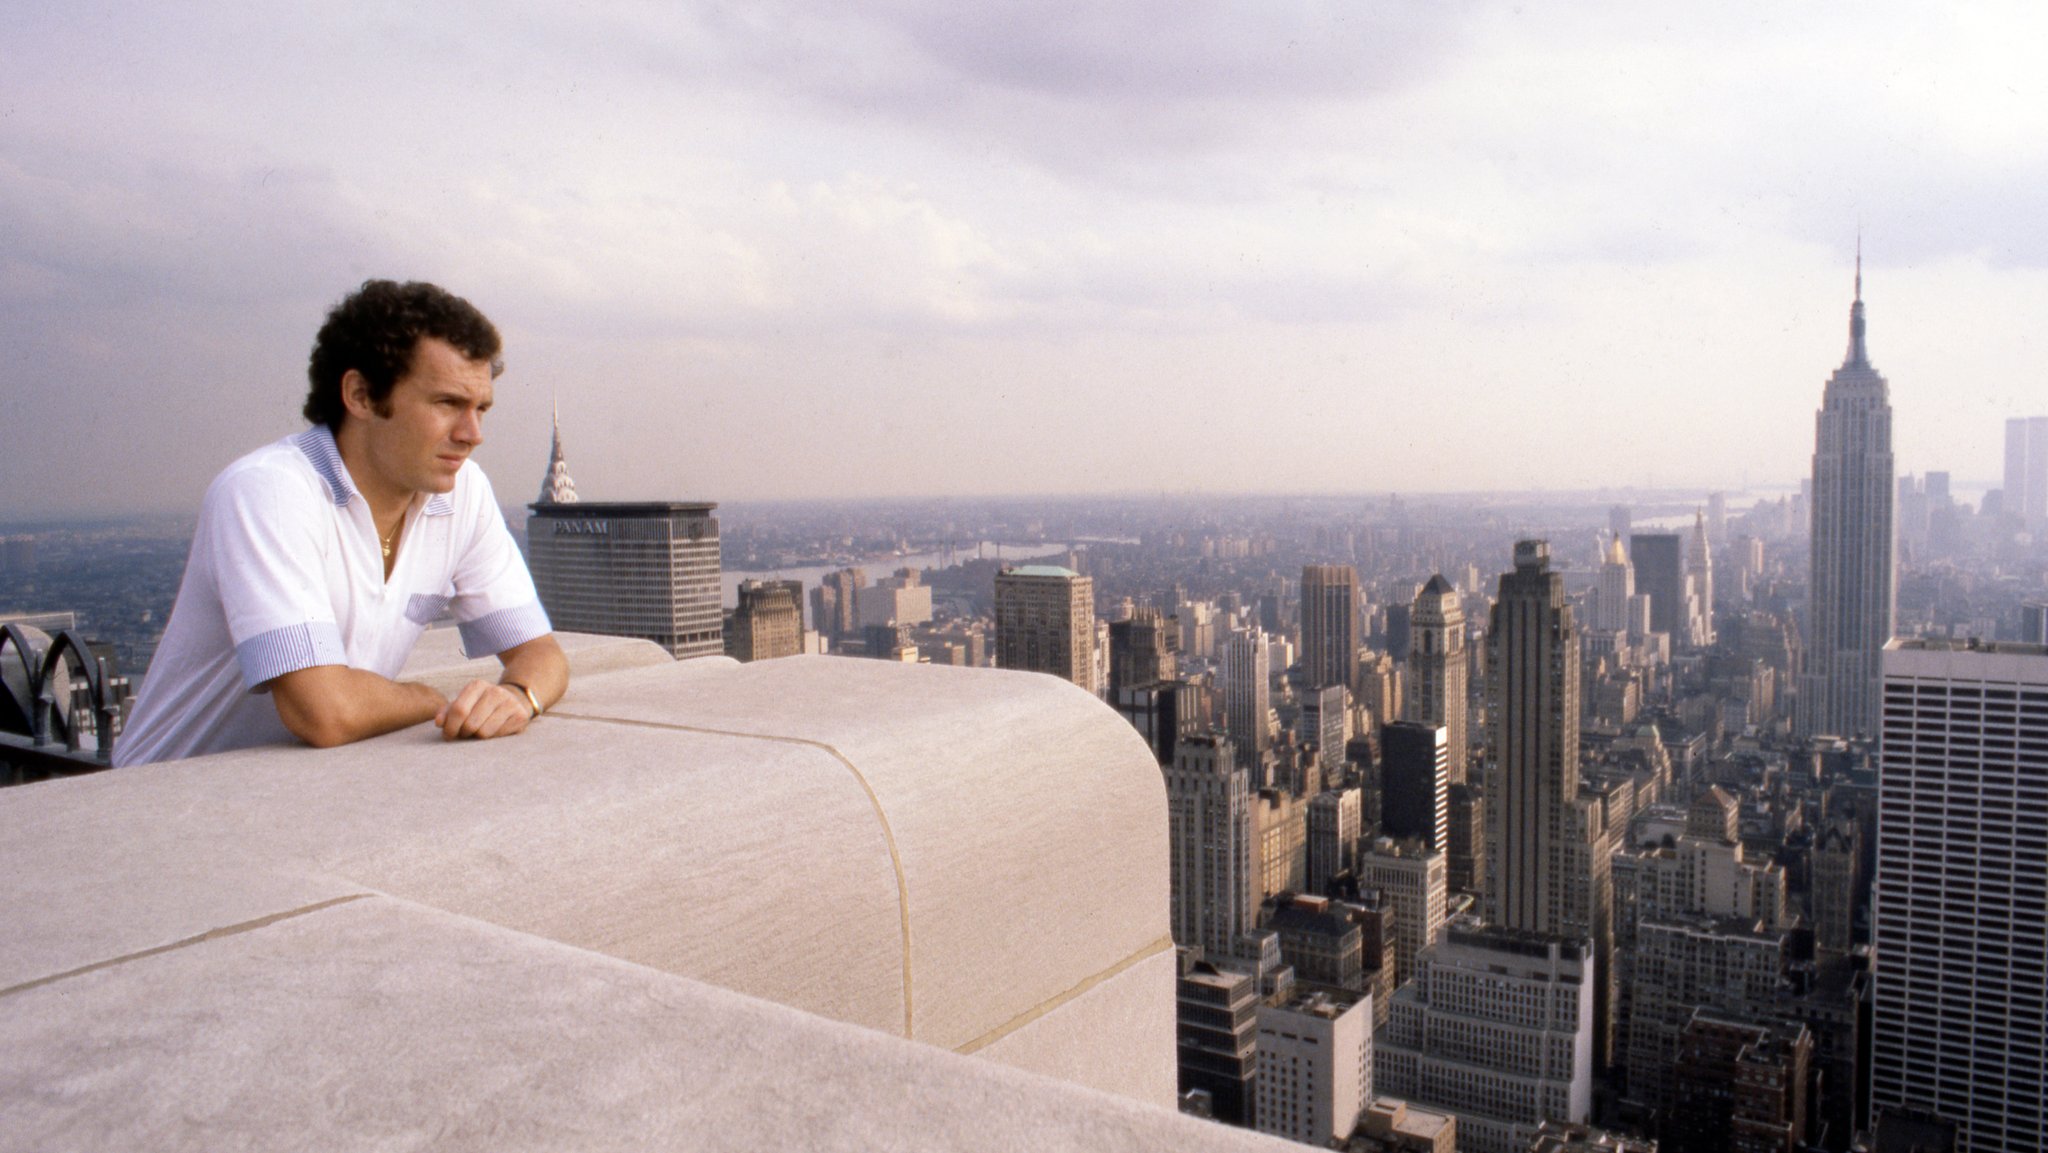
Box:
1800;261;1895;739
1298;683;1349;788
1405;575;1468;784
2003;416;2048;534
1870;638;2048;1153
1380;721;1448;853
724;579;804;663
1686;510;1714;646
1357;838;1447;990
527;413;723;660
1483;541;1584;935
1108;608;1178;693
1301;565;1360;692
2021;601;2048;645
811;567;867;641
1595;536;1634;634
1629;533;1684;640
993;565;1095;691
1305;787;1362;896
1222;627;1271;775
1165;734;1258;960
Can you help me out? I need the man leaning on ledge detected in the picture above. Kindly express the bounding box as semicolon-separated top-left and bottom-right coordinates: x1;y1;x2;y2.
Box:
113;280;569;767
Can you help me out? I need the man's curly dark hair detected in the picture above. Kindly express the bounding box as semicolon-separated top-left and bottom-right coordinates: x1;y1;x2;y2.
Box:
303;280;504;429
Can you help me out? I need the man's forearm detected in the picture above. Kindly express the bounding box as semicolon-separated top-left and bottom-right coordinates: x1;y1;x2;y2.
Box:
497;633;569;713
270;665;448;749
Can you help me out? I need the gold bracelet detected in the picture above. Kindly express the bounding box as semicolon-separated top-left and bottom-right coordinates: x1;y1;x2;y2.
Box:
502;680;544;718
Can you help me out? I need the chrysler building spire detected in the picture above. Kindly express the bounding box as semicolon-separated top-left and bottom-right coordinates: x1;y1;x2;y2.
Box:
537;394;580;505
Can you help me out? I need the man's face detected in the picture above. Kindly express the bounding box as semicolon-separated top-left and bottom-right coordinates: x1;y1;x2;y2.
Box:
347;336;494;500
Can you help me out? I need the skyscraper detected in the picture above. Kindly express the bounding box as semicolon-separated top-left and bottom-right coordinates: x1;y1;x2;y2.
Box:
1380;721;1448;853
1595;537;1633;634
1484;541;1614;1069
1801;262;1895;739
1629;533;1684;640
993;565;1095;691
812;567;867;641
1405;575;1468;784
1870;638;2048;1153
1301;564;1360;692
527;501;724;660
1484;541;1584;935
1166;733;1258;960
527;411;723;660
1107;607;1178;693
1222;626;1271;775
1685;509;1714;647
2002;415;2048;534
724;578;804;663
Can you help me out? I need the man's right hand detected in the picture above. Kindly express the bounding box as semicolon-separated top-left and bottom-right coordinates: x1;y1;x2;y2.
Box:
435;679;534;742
269;665;449;749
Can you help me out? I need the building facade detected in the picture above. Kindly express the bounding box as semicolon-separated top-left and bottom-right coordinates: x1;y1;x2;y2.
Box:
527;501;723;660
1381;721;1449;853
724;579;804;663
1166;734;1258;960
1871;639;2048;1153
1629;533;1685;641
1800;267;1895;739
1375;923;1595;1153
1255;990;1372;1145
1302;564;1361;693
1356;838;1447;990
1223;626;1272;775
1483;541;1587;936
2003;415;2048;535
1405;575;1468;784
993;565;1095;691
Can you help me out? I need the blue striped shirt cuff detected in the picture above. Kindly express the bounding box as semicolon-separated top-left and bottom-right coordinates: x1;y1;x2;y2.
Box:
459;601;553;659
237;621;347;691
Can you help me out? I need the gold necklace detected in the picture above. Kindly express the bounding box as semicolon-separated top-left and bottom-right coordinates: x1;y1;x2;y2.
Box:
380;516;403;560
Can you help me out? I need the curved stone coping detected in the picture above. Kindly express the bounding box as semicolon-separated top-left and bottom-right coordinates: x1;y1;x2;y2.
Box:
0;894;1290;1153
396;626;677;694
0;646;1172;1104
548;656;1174;1057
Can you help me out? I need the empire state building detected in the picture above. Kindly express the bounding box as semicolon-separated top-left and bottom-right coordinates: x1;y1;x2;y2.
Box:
1799;258;1895;739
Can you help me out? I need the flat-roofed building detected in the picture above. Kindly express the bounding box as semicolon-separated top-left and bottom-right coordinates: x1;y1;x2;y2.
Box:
1256;989;1372;1146
528;501;722;660
993;565;1094;691
1871;638;2048;1153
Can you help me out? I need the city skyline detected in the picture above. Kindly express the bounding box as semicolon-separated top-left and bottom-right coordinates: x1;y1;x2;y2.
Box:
7;4;2048;519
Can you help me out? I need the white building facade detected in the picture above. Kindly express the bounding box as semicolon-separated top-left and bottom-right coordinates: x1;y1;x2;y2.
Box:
1871;639;2048;1153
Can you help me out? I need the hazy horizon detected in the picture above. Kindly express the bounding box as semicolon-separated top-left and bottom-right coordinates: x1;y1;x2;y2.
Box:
8;2;2048;519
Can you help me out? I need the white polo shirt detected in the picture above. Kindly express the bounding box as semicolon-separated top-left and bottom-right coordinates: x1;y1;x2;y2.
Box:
115;426;552;767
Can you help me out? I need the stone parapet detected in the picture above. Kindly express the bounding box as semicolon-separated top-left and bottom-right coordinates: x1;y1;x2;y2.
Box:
0;638;1277;1151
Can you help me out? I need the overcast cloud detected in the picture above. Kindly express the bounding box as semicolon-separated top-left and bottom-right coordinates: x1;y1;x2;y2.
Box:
5;1;2047;517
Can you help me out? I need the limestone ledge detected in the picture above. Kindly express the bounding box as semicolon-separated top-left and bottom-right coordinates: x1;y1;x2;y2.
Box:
0;635;1289;1151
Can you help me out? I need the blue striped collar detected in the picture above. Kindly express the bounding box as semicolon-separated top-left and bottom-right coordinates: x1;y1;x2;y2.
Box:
293;424;455;517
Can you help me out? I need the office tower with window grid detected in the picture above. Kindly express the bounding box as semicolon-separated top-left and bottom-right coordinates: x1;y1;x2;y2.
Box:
1870;638;2048;1153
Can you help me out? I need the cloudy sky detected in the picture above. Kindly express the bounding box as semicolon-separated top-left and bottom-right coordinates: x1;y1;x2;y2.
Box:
6;1;2047;517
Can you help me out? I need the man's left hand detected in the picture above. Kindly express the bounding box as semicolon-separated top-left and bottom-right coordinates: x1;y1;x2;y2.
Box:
436;679;535;741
